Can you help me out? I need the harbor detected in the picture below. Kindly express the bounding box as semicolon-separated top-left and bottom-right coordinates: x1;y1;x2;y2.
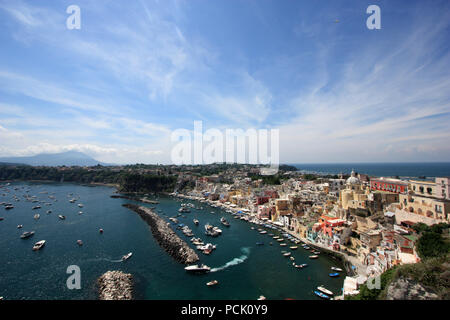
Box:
0;182;346;300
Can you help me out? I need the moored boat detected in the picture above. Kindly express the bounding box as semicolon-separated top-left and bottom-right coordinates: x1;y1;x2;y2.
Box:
58;215;66;220
290;246;298;250
317;286;334;296
329;272;340;277
309;255;319;259
32;240;46;251
206;280;218;286
77;240;83;246
314;290;330;300
20;231;35;239
331;267;343;272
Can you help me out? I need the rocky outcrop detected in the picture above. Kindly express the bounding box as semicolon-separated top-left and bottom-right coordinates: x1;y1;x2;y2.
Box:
123;204;199;264
98;271;133;300
386;277;439;300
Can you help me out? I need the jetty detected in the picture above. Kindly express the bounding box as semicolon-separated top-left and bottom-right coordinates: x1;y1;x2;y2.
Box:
123;204;199;264
97;271;133;300
111;195;159;204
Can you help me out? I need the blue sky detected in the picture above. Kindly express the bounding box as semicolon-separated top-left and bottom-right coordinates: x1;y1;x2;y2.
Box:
0;0;450;164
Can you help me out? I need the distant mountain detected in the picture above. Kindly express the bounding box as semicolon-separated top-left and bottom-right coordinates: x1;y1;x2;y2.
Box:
0;151;108;167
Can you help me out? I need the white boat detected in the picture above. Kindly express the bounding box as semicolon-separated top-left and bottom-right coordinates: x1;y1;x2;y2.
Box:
184;264;211;273
257;295;266;300
290;246;298;250
32;240;46;251
78;203;84;208
58;215;66;220
17;224;23;229
122;252;132;261
317;286;334;296
283;252;291;257
77;240;83;246
331;267;343;272
34;214;40;220
193;219;199;225
206;280;219;286
309;255;319;259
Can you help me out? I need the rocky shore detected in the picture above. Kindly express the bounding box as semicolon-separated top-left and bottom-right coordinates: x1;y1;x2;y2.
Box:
123;203;199;264
98;271;133;300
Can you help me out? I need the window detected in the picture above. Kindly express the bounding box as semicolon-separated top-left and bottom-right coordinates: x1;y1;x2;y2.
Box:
419;186;424;193
427;187;432;194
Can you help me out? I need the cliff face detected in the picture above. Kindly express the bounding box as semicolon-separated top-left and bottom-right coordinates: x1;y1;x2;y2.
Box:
386;277;439;300
123;204;199;264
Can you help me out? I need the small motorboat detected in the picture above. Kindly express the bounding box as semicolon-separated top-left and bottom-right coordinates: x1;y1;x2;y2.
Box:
314;290;330;300
77;240;83;246
329;272;340;277
309;255;319;259
32;206;41;210
193;219;199;225
300;263;308;268
20;231;35;239
78;203;84;208
257;295;266;300
34;214;40;220
290;246;298;250
99;228;104;233
32;240;46;251
17;224;23;229
331;267;343;272
58;215;66;220
46;210;52;214
259;230;267;234
317;286;334;296
206;280;219;286
283;252;291;257
280;243;287;247
122;252;133;261
78;211;83;215
290;256;295;261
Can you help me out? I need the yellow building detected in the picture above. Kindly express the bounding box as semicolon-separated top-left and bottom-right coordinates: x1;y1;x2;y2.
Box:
399;193;450;222
339;170;371;210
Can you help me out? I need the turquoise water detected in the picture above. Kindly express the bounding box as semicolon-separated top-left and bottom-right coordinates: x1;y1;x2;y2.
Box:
0;182;345;300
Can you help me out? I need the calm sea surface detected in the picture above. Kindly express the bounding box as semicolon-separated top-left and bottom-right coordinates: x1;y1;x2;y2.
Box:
291;163;450;178
0;182;345;300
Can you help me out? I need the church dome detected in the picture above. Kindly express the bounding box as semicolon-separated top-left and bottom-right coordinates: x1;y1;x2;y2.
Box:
346;170;360;185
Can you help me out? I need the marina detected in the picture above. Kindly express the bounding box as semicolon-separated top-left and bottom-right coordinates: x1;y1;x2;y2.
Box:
0;182;345;300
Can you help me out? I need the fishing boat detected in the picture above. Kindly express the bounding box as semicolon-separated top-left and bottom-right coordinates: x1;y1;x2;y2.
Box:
184;264;211;273
206;280;218;286
280;243;287;247
259;230;267;234
122;252;133;261
220;217;230;227
290;246;298;250
331;267;343;272
313;251;321;255
329;272;340;277
309;255;319;259
283;252;291;257
20;231;35;239
32;240;46;251
314;290;330;300
58;215;66;220
317;286;334;296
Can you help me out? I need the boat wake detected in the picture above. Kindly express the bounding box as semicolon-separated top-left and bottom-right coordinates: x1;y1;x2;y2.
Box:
210;247;250;272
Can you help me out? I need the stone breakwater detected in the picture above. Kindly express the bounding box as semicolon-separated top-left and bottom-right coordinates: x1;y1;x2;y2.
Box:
98;271;133;300
123;203;199;264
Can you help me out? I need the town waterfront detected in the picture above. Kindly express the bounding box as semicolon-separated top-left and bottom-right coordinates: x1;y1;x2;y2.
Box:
0;182;345;300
